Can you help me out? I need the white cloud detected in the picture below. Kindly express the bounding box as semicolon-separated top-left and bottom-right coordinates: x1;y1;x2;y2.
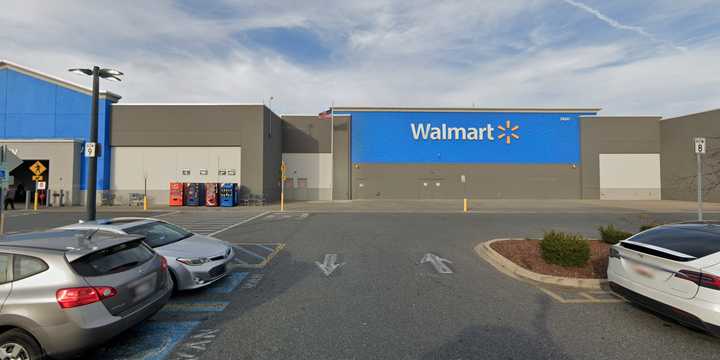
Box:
561;0;687;52
0;0;718;117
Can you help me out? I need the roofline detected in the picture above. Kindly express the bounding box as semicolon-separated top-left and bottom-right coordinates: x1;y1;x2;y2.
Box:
660;108;720;122
331;106;602;113
579;115;661;118
0;138;84;143
0;60;122;102
281;113;352;117
114;102;265;106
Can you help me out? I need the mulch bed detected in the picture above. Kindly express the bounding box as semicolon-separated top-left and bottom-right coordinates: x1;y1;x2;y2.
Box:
490;239;609;279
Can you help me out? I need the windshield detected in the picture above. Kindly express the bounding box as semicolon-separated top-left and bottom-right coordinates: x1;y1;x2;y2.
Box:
124;221;192;248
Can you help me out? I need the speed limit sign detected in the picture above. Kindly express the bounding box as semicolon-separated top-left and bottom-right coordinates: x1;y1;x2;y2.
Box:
695;137;707;154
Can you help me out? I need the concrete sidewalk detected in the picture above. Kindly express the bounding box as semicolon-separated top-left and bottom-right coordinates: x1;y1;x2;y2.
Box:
19;199;720;214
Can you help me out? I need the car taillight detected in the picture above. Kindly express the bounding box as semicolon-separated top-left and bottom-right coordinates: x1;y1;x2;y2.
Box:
56;286;117;309
160;256;169;271
675;270;720;290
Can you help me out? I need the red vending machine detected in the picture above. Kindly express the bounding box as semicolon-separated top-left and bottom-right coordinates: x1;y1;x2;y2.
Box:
205;183;220;207
169;182;184;206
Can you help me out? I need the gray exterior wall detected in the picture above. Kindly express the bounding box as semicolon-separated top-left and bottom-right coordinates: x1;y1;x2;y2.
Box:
579;116;661;199
281;115;332;153
111;104;276;200
263;108;283;201
660;109;720;202
352;164;580;199
333;115;351;200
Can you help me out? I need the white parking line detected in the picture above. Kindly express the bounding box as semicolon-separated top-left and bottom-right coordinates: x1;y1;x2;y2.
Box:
207;211;271;237
154;210;181;218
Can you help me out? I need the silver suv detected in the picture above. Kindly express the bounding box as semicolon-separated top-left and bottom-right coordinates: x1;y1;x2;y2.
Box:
0;229;172;359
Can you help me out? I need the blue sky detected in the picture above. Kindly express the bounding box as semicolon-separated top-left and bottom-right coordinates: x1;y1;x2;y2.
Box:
1;0;719;116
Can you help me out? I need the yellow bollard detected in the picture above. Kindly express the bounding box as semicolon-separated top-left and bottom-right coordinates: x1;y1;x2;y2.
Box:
143;196;148;211
464;198;468;213
280;191;285;212
33;191;38;211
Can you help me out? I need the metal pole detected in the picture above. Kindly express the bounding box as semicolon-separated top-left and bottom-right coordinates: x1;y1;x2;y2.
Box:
25;191;30;210
0;186;5;235
330;103;334;200
86;66;100;221
698;152;703;221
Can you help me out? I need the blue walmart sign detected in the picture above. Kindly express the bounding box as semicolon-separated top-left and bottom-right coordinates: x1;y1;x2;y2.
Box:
348;111;596;164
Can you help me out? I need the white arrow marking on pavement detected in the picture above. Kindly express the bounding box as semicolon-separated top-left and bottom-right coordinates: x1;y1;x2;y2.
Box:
315;254;345;276
421;253;453;274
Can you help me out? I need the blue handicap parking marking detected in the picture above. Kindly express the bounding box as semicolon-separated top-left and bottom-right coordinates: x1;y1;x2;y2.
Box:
206;272;249;294
160;301;230;313
98;321;200;360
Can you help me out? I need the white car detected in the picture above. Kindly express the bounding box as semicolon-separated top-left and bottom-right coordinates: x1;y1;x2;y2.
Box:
61;218;235;291
608;222;720;335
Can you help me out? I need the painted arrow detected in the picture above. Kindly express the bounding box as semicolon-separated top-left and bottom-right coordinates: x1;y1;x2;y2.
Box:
315;254;345;276
421;253;453;274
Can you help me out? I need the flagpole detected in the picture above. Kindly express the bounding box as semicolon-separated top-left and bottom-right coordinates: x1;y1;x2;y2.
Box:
330;102;334;200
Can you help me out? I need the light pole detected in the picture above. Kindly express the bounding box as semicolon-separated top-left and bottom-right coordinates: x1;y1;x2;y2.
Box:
68;66;123;221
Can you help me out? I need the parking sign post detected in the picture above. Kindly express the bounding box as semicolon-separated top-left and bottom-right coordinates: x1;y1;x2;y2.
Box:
695;137;706;221
280;161;286;212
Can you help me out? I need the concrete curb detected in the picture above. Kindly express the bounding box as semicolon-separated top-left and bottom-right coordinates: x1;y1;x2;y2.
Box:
475;238;607;290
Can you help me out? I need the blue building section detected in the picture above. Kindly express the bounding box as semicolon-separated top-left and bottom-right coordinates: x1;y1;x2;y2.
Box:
0;66;117;189
348;111;598;164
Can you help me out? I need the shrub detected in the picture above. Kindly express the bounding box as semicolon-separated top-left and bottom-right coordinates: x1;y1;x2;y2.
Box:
598;224;633;245
639;223;659;232
540;230;590;267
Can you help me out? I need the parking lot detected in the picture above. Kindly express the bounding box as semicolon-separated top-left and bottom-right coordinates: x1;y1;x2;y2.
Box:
3;203;720;359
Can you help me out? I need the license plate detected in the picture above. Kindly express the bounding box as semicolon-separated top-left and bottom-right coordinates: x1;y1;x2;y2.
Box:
133;273;157;302
633;265;654;279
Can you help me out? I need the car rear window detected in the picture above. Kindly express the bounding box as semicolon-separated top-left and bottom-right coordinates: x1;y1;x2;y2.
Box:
622;224;720;260
71;240;154;276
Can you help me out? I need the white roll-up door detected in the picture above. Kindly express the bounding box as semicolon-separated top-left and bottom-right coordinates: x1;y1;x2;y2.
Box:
599;153;660;200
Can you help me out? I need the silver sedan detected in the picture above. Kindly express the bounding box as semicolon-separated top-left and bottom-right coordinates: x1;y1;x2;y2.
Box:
61;218;235;291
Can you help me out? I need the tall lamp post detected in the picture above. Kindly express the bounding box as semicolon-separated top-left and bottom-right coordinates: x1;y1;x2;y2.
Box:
68;66;123;221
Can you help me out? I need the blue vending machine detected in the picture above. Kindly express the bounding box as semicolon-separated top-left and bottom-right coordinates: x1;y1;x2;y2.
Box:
183;183;206;206
220;183;238;207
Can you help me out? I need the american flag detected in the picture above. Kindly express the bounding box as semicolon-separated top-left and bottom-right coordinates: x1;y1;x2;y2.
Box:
318;109;332;120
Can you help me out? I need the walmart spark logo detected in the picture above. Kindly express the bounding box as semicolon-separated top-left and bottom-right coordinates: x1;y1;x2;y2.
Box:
496;120;520;144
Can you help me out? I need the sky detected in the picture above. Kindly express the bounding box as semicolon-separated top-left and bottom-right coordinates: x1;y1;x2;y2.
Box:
1;0;719;117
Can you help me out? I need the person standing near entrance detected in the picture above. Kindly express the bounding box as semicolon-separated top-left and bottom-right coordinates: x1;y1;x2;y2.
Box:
4;186;16;210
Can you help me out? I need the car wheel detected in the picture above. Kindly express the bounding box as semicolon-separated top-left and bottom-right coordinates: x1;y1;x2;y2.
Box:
168;269;180;294
0;329;43;360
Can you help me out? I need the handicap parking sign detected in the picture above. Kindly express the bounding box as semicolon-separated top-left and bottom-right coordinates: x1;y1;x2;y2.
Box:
0;170;5;179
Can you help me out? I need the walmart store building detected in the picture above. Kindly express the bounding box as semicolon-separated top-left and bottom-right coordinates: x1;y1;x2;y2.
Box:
1;60;718;205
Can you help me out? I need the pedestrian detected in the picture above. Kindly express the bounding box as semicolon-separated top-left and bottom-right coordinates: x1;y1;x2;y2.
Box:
4;186;16;210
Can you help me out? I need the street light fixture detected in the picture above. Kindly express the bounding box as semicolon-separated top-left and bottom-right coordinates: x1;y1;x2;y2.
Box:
68;66;123;221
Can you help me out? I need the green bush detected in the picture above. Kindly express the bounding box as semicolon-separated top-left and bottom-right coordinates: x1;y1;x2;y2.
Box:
540;230;590;267
639;224;659;232
598;224;633;245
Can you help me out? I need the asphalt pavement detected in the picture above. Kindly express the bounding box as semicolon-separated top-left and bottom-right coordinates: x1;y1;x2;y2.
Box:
3;207;720;359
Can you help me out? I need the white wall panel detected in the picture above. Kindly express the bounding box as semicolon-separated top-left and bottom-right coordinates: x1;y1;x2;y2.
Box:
599;153;660;200
111;147;241;191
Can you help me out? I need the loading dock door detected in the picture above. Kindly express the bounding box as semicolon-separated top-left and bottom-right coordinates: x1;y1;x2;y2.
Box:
599;154;660;200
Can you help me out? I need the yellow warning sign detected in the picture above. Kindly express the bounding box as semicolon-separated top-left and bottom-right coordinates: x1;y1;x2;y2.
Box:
32;175;44;181
29;161;47;176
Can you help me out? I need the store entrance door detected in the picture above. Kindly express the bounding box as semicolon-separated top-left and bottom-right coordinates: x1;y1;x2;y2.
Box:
10;160;49;202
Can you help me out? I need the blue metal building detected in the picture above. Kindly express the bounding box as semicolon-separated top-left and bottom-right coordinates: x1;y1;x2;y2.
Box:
0;60;121;204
